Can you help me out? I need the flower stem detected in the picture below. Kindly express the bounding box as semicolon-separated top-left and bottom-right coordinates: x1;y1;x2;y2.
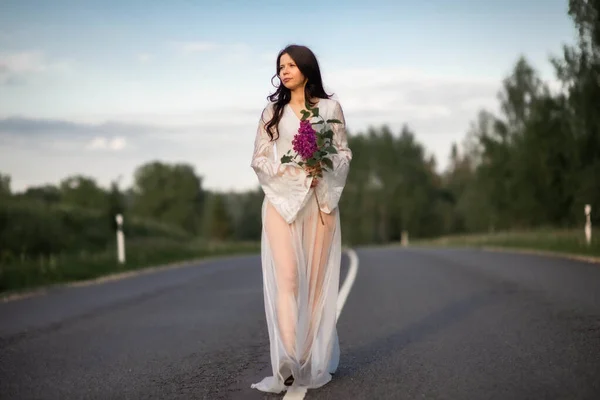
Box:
314;191;324;225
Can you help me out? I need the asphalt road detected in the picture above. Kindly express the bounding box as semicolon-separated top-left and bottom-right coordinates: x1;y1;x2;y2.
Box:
1;247;599;399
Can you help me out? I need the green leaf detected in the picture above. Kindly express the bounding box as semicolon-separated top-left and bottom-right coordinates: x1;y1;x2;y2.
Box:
311;121;324;125
312;107;319;118
322;158;333;170
327;118;342;124
301;110;311;120
325;146;338;154
280;155;293;163
323;130;334;140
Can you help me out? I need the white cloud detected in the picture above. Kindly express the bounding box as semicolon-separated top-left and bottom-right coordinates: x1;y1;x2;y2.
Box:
87;137;107;150
109;137;127;150
86;136;127;151
0;51;72;85
319;67;504;168
1;51;47;74
325;67;501;114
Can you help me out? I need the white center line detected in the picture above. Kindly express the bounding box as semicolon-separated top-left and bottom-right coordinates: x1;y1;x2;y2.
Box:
283;248;360;400
284;387;308;399
337;248;359;320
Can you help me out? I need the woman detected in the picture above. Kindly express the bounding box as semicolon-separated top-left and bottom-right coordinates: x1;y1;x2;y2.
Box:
250;44;352;393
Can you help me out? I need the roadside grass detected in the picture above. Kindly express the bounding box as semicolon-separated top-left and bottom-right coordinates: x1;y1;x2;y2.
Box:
0;238;260;296
412;228;600;260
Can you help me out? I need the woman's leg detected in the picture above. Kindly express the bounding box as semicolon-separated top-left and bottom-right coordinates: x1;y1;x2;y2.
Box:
302;208;337;362
264;201;298;359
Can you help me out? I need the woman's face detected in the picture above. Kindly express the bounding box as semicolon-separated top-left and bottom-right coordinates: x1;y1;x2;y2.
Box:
278;53;306;91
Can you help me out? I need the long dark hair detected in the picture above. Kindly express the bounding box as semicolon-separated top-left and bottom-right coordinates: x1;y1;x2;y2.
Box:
263;44;332;141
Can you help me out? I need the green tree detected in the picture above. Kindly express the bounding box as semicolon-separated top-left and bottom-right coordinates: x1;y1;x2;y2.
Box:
338;125;443;244
60;175;108;210
0;173;10;197
552;0;600;224
131;161;205;234
107;178;126;232
208;193;233;241
232;189;263;241
439;143;474;234
19;184;62;204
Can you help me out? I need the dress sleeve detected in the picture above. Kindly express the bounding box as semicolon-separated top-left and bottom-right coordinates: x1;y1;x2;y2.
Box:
250;103;315;224
315;100;353;214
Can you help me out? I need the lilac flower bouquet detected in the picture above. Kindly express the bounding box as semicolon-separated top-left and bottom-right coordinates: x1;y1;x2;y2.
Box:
280;101;342;223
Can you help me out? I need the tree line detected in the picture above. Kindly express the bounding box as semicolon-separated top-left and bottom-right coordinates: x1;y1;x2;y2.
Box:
1;0;598;259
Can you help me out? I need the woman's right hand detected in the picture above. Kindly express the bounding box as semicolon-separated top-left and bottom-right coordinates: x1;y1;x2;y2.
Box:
305;164;322;188
305;163;322;177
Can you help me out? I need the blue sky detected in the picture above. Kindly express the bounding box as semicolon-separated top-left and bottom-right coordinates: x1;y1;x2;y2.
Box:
0;0;577;192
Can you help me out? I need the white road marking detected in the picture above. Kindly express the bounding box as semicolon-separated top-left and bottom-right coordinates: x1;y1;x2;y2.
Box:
337;248;359;320
284;387;308;398
283;248;360;400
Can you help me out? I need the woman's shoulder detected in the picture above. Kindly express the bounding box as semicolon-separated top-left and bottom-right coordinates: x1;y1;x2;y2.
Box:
262;100;276;111
260;98;342;116
260;101;277;119
320;97;342;110
319;97;344;117
319;97;338;106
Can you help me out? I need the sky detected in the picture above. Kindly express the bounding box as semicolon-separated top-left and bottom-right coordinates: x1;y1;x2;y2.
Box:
0;0;577;193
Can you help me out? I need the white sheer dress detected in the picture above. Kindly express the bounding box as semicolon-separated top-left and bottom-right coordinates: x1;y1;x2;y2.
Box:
250;98;352;393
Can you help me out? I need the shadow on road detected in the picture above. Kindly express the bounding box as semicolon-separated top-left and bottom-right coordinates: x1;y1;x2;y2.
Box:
337;287;506;378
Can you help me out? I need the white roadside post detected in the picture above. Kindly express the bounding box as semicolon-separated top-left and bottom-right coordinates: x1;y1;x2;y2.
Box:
584;204;592;246
401;230;409;247
115;213;126;264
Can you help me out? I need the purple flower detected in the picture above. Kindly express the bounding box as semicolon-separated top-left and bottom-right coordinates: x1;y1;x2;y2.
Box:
293;120;318;160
